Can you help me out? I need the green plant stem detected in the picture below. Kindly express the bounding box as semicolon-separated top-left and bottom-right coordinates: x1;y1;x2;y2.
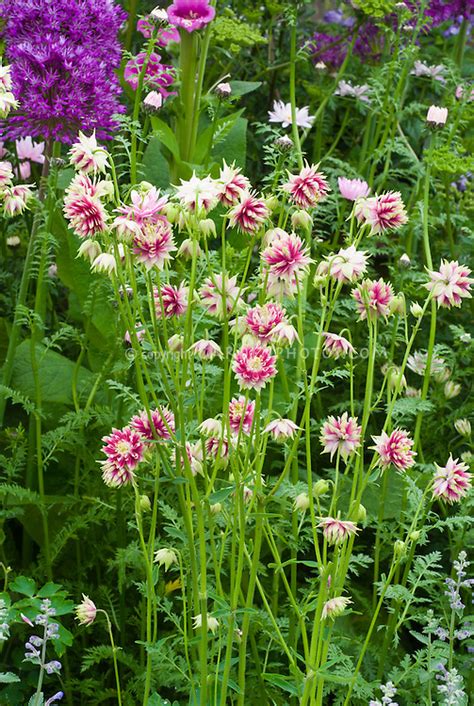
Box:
100;610;123;706
289;21;303;169
178;30;197;163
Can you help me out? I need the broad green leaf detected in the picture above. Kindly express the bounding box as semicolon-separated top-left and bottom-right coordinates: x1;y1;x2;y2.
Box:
228;80;262;97
141;136;171;189
262;673;302;696
0;672;21;683
150;117;181;161
10;575;36;597
37;582;63;598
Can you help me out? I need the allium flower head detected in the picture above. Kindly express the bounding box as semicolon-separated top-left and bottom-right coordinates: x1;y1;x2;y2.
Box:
356;192;408;234
323;332;355;359
371;429;416;471
217;161;250;207
321;595;352;620
175;172;219;212
69;131;108;174
232;345;277;391
282;163;330;209
154;282;188;318
245;302;285;343
101;427;145;472
338;177;370;201
268;100;315;128
75;595;96;626
432;455;471;504
200;273;241;319
124;53;175;97
131;407;175;441
228;191;270;235
261;231;312;280
167;0;216;32
425;260;473;308
264;418;299;441
320;413;361;460
228;396;255;435
133;220;176;270
318;517;359;545
352;278;394;320
0;0;126;142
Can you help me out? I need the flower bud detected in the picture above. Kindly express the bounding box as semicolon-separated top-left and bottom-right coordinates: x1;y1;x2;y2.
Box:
409;530;420;542
410;302;423;318
274;135;293;152
389;294;405;316
168;334;184;352
394;539;407;558
444;380;461;399
294;492;310;511
398;252;411;268
209;502;222;514
199;218;216;237
454;418;471;437
140;495;151;512
313;479;330;498
215;82;232;99
265;195;279;212
356;504;367;522
291;209;313;231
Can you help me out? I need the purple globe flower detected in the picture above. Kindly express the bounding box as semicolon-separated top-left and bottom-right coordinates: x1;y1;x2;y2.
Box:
167;0;216;33
0;0;126;143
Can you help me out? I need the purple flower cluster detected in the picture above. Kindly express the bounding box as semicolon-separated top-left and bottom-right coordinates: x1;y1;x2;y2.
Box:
426;0;474;26
0;0;127;143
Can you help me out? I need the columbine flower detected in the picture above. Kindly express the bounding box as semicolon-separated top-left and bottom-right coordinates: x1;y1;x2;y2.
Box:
272;322;300;346
335;80;371;104
2;184;33;216
338;177;370;201
114;186;168;238
189;339;223;360
91;252;116;275
268;100;315;128
228;396;255;435
407;350;445;377
425;260;473;308
232;345;277;391
321;595;352;620
261;231;312;280
228;192;270;235
319;517;359;545
131;407;175;441
69;131;109;174
133;220;176;270
200;273;241;318
356;191;408;234
321;245;368;283
0;160;13;187
77;239;101;263
102;427;145;471
64;174;109;239
371;429;416;472
282;163;330;209
294;493;310;511
245;302;286;343
75;595;96;626
101;460;134;487
454;419;471;437
154;548;178;570
322;332;355;359
412;60;445;82
352;278;394;320
444;381;461;399
192;613;219;633
175;172;219;212
264;418;299;441
16;136;45;164
167;0;216;32
432;455;471;504
320;413;361;460
217;161;250;207
426;105;448;126
154;283;188;318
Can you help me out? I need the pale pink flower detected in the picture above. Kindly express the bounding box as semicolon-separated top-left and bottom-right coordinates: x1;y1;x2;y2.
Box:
69;131;109;174
131;407;175;441
115;186;168;235
228;396;255;435
356;192;408;234
175;172;219;212
318;517;359;545
228;191;270;235
174;442;203;477
324;245;368;283
154;283;188;318
64;174;109;239
101;460;135;487
75;595;97;626
3;184;33;216
268;100;314;128
352;278;394;319
217;161;251;207
371;428;416;471
143;90;164;111
133;219;176;269
15;136;45;164
245;302;286;343
205;435;230;464
102;426;145;471
425;260;473;308
321;596;352;620
265;272;301;299
272;321;300;346
322;332;355;359
91;252;117;275
189;339;223;360
198;418;222;436
320;413;361;460
200;273;241;318
338;177;370;201
282;163;330;208
232;345;277;390
432;455;471;504
0;160;13;187
261;231;312;279
426;105;448;126
18;161;31;180
124;323;146;345
264;418;299;441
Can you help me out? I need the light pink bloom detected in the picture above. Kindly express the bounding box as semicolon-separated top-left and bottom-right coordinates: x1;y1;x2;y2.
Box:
133;219;176;270
0;160;13;186
200;273;241;319
261;231;312;279
64;174;109;239
217;161;251;207
272;321;300;346
318;517;359;545
18;161;31;180
324;245;368;283
338;177;370;201
265;272;301;299
102;426;145;471
356;192;408;234
69;131;108;174
320;413;361;460
205;436;230;464
124;323;146;345
189;339;223;360
321;595;352;620
229;396;255;435
143;91;164;111
101;460;135;487
245;302;286;343
16;136;45;164
352;278;394;319
282;163;330;208
174;442;203;477
228;191;270;235
432;455;471;504
131;407;175;441
114;187;168;238
268;100;314;128
425;260;473;308
75;595;97;626
154;283;188;318
323;332;355;359
232;345;277;391
175;172;219;212
264;418;299;441
3;184;33;217
371;429;416;471
426;105;448;125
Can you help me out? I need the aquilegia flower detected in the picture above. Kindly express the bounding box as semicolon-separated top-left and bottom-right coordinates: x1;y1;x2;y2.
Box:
352;278;394;320
101;427;145;472
261;231;312;280
0;0;126;142
245;302;286;343
322;332;355;359
175;172;219;212
189;339;223;360
321;595;352;620
320;245;368;283
228;191;270;235
167;0;216;32
217;161;250;207
200;273;241;318
425;260;473;308
318;517;359;545
282;162;330;208
432;455;471;504
355;191;408;234
268;100;315;128
133;220;176;270
338;177;370;201
371;428;416;472
63;174;110;240
75;595;97;627
320;413;362;460
232;345;277;391
154;283;188;318
228;396;255;435
69;131;109;174
131;407;175;441
264;418;299;441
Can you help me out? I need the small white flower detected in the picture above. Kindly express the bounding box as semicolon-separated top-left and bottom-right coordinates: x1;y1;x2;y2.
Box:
154;548;178;571
268;100;314;128
192;613;219;634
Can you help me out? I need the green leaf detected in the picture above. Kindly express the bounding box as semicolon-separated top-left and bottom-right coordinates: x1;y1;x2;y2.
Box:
37;582;63;598
211;116;247;169
10;575;36;597
0;672;21;683
228;80;262;97
150;117;181;161
140;136;171;189
262;673;302;696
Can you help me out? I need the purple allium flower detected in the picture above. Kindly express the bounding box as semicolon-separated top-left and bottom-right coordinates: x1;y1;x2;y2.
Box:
167;0;216;32
0;0;126;143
